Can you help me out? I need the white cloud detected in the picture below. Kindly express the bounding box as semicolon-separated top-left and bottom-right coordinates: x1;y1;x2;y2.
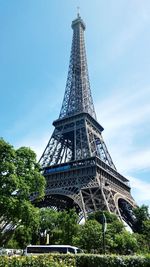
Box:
95;85;150;174
95;83;150;206
129;176;150;203
116;149;150;173
97;86;150;127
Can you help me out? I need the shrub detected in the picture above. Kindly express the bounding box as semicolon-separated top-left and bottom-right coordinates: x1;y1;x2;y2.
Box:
76;254;150;267
0;254;76;267
0;254;149;267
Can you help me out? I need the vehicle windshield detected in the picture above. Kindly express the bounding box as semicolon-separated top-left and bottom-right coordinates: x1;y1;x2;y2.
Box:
76;248;83;253
27;246;68;254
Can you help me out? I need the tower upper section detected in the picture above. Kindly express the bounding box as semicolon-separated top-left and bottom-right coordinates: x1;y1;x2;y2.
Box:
59;14;97;120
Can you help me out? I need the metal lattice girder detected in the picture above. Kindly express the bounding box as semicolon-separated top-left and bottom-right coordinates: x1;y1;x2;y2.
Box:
38;14;137;230
59;14;96;120
39;113;116;170
37;155;136;226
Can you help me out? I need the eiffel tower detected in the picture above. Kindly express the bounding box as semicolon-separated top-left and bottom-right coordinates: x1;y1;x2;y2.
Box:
38;13;136;228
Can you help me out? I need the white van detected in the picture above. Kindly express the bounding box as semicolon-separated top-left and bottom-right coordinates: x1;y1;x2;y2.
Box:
25;245;83;255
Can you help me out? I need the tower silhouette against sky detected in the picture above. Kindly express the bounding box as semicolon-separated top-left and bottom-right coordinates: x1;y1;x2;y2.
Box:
38;13;136;228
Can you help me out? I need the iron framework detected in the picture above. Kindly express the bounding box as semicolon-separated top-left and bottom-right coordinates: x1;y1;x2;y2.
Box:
37;14;137;229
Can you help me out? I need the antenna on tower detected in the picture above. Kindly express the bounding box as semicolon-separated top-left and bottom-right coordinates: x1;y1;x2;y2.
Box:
77;6;80;18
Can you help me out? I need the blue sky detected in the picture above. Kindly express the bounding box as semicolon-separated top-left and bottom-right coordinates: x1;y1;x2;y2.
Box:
0;0;150;208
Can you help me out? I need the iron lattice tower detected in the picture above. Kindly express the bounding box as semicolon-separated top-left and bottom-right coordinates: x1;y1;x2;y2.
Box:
37;14;136;229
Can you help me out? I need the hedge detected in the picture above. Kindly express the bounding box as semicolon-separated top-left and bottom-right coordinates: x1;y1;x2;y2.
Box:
76;254;150;267
0;254;76;267
0;254;150;267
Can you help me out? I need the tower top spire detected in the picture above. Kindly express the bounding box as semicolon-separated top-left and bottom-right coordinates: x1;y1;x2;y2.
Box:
71;10;86;30
59;15;96;119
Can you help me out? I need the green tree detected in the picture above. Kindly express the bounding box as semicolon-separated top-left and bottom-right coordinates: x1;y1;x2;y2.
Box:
134;219;150;253
113;231;138;254
104;219;125;253
57;209;79;245
34;208;59;245
0;138;46;246
74;219;102;253
31;208;79;246
134;205;150;233
142;220;150;240
86;210;143;254
88;210;125;253
88;210;119;224
133;205;150;253
7;225;34;248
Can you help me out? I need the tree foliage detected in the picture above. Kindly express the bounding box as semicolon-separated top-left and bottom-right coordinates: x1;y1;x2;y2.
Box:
74;219;102;253
57;209;79;245
88;210;118;224
133;205;150;233
6;206;150;254
0;138;46;245
113;231;138;255
32;208;79;246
